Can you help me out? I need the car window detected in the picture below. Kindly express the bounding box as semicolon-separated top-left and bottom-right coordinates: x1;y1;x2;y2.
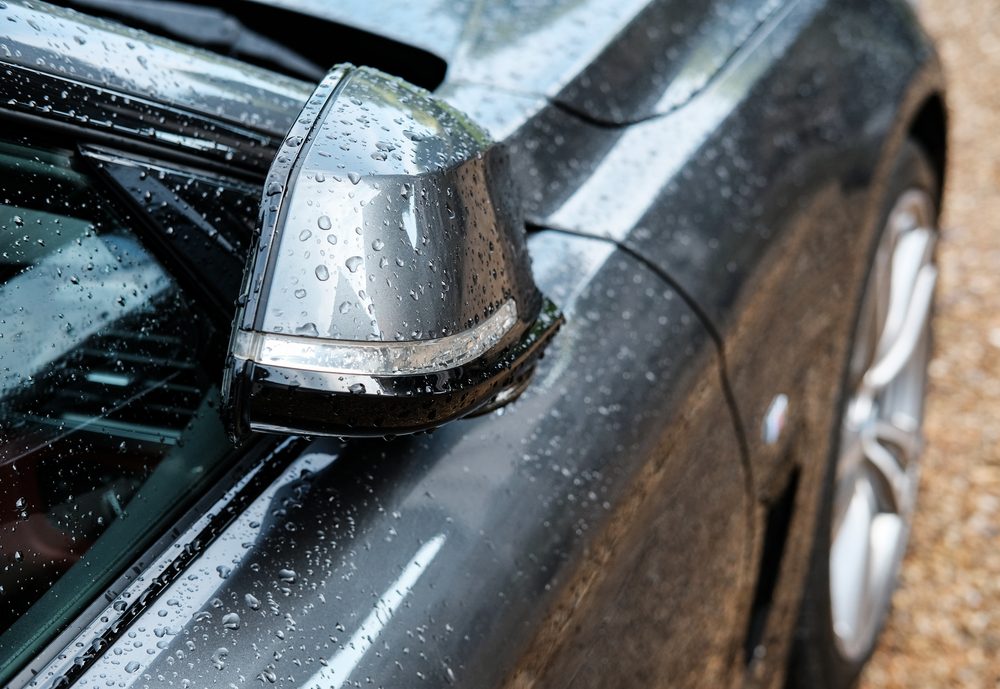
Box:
0;138;234;682
85;149;259;312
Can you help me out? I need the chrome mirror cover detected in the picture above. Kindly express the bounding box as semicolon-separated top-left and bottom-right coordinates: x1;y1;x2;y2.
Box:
223;65;561;437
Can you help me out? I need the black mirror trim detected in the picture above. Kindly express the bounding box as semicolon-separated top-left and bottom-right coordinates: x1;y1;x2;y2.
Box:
227;298;562;437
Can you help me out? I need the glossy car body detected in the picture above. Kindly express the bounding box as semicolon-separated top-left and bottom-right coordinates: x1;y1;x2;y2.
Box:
0;0;946;688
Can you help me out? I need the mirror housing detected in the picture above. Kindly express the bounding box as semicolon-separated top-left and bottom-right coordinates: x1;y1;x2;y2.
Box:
223;65;561;438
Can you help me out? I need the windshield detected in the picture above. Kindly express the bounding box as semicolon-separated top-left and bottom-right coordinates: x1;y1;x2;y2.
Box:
0;138;233;681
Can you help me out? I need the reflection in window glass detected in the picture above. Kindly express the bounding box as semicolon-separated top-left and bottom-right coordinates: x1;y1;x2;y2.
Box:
90;151;257;307
0;139;232;679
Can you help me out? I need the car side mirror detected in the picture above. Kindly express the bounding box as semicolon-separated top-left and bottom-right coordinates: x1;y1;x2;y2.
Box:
222;65;562;438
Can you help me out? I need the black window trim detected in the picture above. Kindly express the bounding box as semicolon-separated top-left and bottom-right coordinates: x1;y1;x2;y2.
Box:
0;63;281;180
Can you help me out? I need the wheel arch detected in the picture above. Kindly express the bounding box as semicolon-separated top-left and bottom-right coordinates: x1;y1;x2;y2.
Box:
908;92;948;212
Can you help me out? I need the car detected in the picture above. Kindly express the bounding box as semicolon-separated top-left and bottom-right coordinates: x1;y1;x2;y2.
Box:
0;1;946;688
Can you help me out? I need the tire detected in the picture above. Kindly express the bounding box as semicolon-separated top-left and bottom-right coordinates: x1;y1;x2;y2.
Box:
787;140;940;689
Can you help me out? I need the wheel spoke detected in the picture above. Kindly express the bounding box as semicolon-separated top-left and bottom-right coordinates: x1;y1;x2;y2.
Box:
871;418;922;467
869;513;905;603
830;476;911;657
880;227;936;359
861;432;908;514
830;479;877;647
864;262;937;394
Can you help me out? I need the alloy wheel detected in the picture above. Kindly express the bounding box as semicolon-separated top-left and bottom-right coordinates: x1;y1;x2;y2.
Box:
828;189;938;661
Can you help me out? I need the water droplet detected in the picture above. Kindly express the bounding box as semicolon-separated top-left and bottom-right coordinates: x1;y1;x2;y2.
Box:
317;215;332;231
125;661;140;674
285;135;303;147
299;229;312;241
315;264;330;281
326;234;338;246
222;612;240;630
347;171;361;185
371;238;384;251
295;322;318;337
349;383;366;394
345;256;363;273
212;647;229;670
278;569;297;583
294;288;307;299
338;301;352;314
265;181;283;196
245;594;260;610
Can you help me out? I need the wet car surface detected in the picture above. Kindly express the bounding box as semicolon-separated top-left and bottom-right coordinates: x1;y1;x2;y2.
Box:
0;1;947;688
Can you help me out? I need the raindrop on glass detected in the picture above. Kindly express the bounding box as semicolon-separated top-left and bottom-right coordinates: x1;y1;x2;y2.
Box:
295;322;319;337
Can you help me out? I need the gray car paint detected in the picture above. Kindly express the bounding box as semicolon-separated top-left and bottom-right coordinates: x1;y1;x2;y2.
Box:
0;0;945;687
247;0;786;124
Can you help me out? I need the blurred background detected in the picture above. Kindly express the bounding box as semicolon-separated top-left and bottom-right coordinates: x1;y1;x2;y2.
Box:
859;1;1000;687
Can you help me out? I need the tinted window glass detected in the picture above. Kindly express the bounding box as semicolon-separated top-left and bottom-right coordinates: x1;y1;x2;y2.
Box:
0;139;233;681
86;150;258;311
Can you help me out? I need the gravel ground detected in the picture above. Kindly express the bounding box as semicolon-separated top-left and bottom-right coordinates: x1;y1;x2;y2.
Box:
858;1;1000;688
